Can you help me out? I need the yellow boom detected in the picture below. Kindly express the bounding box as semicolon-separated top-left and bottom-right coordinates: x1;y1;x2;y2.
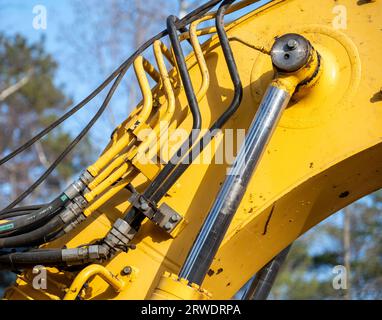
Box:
4;0;382;300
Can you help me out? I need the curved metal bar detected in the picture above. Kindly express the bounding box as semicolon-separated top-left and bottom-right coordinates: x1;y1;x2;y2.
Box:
140;15;203;199
63;264;125;300
149;0;243;203
134;40;177;159
190;18;211;102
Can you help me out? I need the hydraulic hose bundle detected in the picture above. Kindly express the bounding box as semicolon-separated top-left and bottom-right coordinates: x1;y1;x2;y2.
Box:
0;0;252;271
0;0;325;301
123;0;244;234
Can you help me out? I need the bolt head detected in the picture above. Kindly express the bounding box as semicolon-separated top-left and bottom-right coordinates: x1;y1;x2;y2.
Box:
287;39;298;50
170;214;180;222
164;222;173;230
122;266;132;275
140;202;149;211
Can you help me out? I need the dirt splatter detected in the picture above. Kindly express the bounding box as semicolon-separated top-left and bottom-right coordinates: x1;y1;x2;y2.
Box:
263;204;275;235
339;191;350;198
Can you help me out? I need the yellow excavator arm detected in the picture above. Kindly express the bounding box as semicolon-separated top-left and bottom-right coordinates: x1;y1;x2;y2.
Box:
2;0;382;300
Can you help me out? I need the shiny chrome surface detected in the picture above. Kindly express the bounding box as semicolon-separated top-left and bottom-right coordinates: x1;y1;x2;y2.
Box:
179;85;291;284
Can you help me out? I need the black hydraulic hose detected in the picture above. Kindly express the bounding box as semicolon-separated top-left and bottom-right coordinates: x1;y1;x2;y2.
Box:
0;71;128;244
0;195;68;236
0;214;65;248
0;204;44;215
0;212;30;220
0;209;66;239
0;0;222;167
124;0;242;228
0;249;64;268
3;67;128;210
0;207;62;239
150;0;243;203
0;205;46;233
0;205;44;219
1;0;223;211
243;245;291;300
142;15;202;200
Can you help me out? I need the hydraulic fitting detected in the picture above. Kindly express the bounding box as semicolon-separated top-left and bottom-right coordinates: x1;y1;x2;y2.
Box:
62;213;86;235
59;195;88;225
63;171;93;200
102;218;137;255
61;245;108;265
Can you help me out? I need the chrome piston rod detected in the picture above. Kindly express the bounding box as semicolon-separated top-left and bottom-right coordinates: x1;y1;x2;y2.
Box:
179;84;292;285
243;245;292;300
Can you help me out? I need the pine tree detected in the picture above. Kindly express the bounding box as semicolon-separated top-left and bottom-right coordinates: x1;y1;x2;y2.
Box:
271;191;382;299
0;33;93;293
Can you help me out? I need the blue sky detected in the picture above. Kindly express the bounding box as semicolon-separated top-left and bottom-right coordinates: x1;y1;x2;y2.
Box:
0;0;272;151
1;0;106;151
1;0;343;229
1;1;78;92
0;0;341;229
0;0;367;296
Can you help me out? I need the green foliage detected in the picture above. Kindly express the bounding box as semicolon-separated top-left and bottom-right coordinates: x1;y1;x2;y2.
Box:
0;34;69;113
0;33;92;202
0;33;94;292
271;191;382;300
271;240;345;300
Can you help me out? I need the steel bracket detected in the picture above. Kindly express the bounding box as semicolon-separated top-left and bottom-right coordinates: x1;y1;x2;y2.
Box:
128;185;183;234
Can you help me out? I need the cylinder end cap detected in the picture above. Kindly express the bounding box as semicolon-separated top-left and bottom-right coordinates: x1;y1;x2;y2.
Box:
271;33;312;72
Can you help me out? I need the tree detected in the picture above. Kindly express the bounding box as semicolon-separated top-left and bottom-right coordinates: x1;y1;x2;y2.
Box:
0;0;205;295
0;33;92;206
0;33;93;293
271;191;382;300
60;0;204;132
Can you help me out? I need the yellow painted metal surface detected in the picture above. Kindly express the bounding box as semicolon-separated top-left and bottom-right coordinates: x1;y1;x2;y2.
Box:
150;272;211;300
5;0;382;300
63;264;126;300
